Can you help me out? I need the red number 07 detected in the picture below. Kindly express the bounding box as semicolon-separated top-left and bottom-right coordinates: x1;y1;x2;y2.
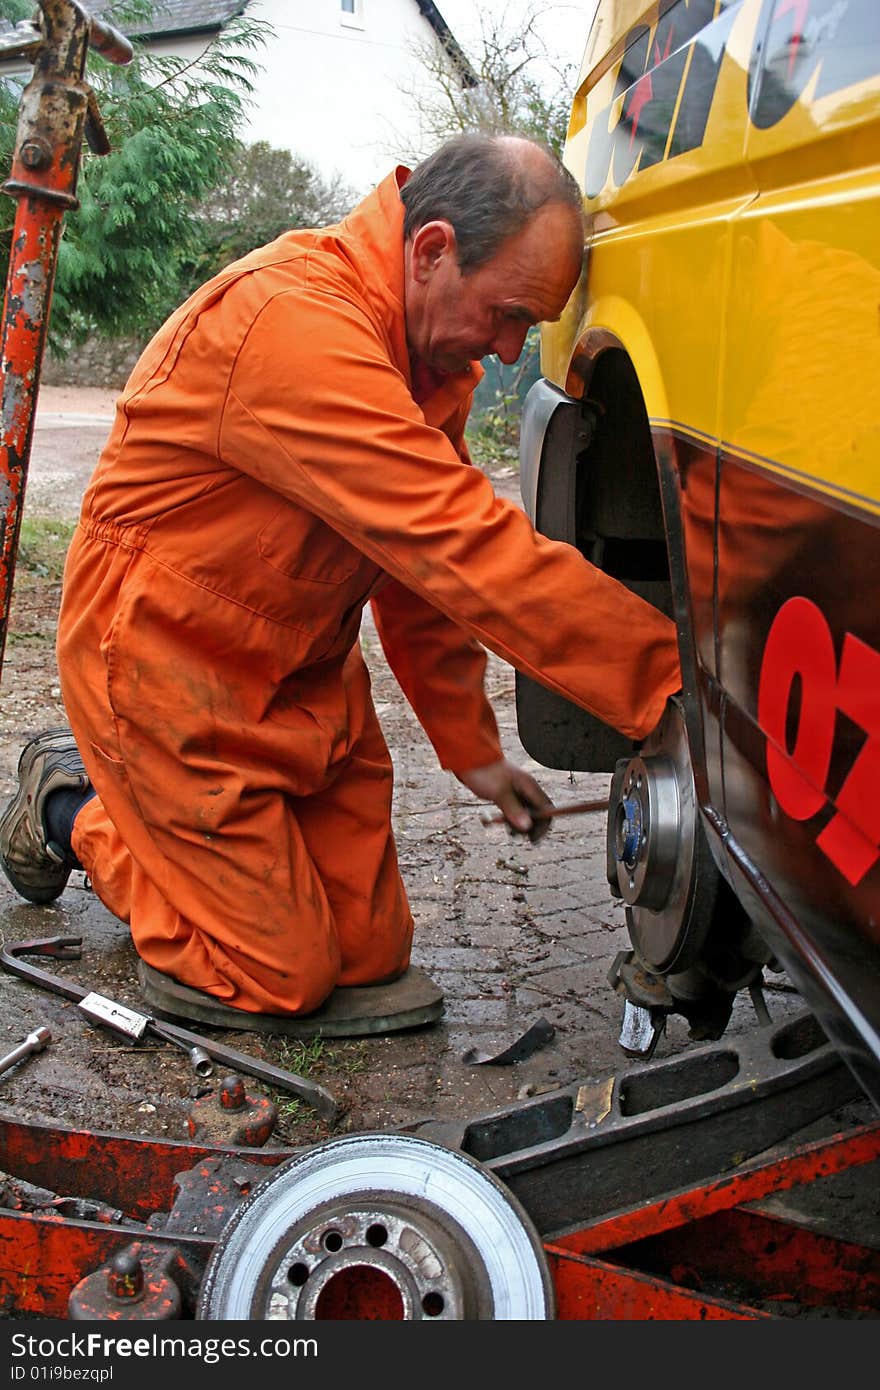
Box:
757;596;880;887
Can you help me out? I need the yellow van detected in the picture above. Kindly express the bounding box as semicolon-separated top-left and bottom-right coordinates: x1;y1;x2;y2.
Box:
516;0;880;1103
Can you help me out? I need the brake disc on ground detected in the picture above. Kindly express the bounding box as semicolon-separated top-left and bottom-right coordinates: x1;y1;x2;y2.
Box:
196;1132;554;1320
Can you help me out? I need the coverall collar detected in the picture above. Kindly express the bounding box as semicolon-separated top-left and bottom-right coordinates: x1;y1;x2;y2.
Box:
340;167;485;428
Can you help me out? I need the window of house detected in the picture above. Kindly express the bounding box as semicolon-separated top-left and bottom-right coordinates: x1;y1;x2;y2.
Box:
340;0;364;27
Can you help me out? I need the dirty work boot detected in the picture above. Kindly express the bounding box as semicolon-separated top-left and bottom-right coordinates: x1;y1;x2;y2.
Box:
0;728;89;904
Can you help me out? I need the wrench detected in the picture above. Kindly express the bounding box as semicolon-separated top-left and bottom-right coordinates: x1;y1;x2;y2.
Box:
77;991;215;1079
0;1025;52;1077
0;937;341;1124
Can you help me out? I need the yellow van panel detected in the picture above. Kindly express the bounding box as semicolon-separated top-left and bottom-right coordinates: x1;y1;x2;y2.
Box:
547;0;880;512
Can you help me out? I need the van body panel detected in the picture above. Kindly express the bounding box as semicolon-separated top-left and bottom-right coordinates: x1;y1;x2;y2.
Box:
518;0;880;1103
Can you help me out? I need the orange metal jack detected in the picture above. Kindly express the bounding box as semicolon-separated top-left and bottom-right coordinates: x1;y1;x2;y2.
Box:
0;0;132;676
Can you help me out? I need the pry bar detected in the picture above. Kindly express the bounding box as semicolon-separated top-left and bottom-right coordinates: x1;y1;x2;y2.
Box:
479;796;610;827
0;936;341;1124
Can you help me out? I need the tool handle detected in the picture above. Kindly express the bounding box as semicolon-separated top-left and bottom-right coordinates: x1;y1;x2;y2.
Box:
0;941;340;1123
479;797;609;828
0;1025;51;1076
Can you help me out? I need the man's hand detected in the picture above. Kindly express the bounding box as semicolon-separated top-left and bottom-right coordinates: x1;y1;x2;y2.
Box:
456;756;554;842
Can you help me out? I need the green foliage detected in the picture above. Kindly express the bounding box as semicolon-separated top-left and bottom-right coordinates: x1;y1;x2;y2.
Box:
15;517;76;579
0;0;32;35
271;1037;368;1134
179;139;356;297
466;392;522;471
1;1;271;347
0;1;32;257
465;326;542;472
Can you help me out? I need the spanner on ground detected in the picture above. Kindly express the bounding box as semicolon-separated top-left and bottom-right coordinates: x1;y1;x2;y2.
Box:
76;991;215;1079
0;936;341;1124
0;1025;52;1078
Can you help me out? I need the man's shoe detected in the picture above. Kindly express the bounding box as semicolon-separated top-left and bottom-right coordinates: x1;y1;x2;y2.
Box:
0;728;89;904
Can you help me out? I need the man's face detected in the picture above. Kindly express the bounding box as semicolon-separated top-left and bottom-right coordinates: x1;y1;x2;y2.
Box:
405;204;583;375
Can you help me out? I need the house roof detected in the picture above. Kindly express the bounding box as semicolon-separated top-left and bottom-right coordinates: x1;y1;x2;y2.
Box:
92;2;477;83
414;2;477;86
92;3;247;42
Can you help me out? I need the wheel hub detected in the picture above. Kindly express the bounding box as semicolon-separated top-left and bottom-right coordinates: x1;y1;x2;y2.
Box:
613;756;681;912
608;697;702;973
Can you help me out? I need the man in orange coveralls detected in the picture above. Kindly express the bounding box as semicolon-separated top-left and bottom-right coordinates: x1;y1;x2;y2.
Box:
0;135;681;1035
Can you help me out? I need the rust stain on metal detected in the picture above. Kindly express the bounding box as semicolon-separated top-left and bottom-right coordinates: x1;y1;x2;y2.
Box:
0;0;98;675
15;257;48;325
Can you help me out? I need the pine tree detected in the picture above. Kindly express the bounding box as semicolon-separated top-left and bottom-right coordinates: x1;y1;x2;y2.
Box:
0;0;270;347
180;140;356;301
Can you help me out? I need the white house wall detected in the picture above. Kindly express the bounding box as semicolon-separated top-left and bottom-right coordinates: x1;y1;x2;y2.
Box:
236;0;447;197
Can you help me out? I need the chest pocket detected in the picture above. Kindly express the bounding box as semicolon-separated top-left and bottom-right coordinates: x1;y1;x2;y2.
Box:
259;503;362;584
257;503;378;640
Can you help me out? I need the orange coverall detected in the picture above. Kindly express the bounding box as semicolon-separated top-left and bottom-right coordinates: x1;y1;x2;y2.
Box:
57;168;681;1015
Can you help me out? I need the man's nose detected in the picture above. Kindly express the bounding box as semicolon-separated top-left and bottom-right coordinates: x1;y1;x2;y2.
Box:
491;322;530;364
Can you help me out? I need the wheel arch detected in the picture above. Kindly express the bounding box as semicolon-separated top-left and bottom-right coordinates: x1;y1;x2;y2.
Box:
516;318;678;774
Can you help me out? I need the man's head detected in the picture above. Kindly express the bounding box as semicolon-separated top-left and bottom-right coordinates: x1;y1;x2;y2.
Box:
401;134;584;374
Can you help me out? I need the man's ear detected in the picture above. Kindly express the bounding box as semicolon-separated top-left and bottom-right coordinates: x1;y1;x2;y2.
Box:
409;220;457;283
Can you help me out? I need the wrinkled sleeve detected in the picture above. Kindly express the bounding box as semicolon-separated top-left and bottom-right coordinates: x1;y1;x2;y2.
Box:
369;389;503;772
219;283;681;741
370;577;503;772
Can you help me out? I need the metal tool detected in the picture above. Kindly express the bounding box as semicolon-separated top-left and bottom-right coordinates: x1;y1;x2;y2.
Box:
0;0;133;677
0;937;341;1123
0;1025;52;1078
79;992;214;1079
479;796;609;827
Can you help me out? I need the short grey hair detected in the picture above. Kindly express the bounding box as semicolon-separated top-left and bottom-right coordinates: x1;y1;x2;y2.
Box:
400;134;583;272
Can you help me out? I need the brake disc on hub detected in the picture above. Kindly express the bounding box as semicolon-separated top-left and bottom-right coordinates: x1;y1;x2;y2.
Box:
197;1132;554;1320
608;696;714;975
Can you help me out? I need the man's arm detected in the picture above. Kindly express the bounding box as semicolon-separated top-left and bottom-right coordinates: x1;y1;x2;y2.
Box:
369;387;557;832
370;577;502;771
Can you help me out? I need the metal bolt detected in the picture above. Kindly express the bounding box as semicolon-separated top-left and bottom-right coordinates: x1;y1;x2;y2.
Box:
188;1045;214;1079
19;139;51;170
108;1250;143;1301
220;1076;246;1111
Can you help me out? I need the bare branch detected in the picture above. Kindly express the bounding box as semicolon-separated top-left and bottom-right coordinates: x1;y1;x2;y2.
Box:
379;1;577;164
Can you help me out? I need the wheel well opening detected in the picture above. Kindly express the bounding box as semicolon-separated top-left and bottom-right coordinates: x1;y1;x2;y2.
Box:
575;349;671;601
515;350;674;773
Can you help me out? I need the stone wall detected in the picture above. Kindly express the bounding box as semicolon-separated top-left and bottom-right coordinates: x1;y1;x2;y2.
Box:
42;335;147;390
